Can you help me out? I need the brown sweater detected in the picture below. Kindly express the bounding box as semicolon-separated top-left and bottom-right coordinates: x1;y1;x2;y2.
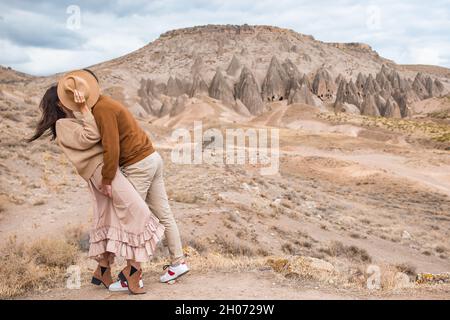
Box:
92;95;155;185
55;112;103;181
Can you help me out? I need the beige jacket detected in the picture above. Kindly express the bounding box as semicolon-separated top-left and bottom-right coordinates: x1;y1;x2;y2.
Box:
55;112;103;181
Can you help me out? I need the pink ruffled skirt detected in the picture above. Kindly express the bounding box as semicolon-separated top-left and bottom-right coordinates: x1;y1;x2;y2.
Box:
87;165;165;263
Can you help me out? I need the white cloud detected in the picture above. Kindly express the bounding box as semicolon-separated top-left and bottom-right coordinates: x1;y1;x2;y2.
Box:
0;39;30;64
13;47;106;75
0;0;449;75
410;48;443;66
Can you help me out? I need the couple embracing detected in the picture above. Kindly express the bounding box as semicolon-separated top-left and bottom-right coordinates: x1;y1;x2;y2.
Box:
28;69;189;294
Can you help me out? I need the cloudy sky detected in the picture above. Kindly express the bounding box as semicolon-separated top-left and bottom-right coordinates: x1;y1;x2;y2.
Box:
1;0;449;75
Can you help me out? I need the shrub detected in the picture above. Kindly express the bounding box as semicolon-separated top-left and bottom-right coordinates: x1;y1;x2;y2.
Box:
0;237;79;298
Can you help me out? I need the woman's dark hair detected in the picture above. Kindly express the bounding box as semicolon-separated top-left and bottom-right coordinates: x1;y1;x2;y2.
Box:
83;68;98;82
27;85;66;142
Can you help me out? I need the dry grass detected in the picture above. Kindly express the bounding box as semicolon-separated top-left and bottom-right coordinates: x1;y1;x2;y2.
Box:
320;241;372;263
0;236;79;298
183;237;208;254
434;132;450;143
28;239;78;268
146;246;267;273
379;265;414;291
395;262;417;278
281;243;296;255
65;224;90;252
214;235;258;256
319;112;450;144
434;245;448;254
2;111;23;122
170;190;203;204
428;108;450;120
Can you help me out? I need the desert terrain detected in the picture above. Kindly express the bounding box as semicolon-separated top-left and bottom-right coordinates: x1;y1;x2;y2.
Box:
0;25;449;299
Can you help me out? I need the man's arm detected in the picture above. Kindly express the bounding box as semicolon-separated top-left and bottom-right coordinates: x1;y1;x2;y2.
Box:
93;106;120;188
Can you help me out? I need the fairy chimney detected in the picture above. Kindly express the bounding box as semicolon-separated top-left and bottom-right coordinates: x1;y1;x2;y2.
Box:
312;68;336;101
383;97;402;118
226;55;242;77
235;67;265;115
261;56;290;102
208;68;235;107
288;82;316;106
361;94;381;116
189;73;209;97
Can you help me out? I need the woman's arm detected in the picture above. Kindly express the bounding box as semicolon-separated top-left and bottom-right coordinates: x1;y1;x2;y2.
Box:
56;107;101;150
76;103;101;142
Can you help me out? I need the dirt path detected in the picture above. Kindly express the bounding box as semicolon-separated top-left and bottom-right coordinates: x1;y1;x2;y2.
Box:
22;271;353;300
285;146;450;196
22;270;450;300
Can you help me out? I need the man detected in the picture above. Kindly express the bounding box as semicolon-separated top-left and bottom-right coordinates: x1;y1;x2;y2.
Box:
83;69;189;284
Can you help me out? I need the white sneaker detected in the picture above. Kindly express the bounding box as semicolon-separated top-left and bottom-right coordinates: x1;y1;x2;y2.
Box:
109;279;144;292
160;262;190;283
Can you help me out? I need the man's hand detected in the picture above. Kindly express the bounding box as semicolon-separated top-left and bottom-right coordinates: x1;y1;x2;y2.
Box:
99;183;112;198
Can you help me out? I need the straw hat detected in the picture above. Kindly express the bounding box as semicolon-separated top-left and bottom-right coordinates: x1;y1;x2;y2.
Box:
57;70;100;111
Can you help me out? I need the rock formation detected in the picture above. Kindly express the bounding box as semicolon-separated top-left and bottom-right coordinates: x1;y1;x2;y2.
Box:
288;83;316;106
312;68;336;101
137;79;162;115
301;75;312;91
226;55;242;76
422;76;444;98
137;54;446;119
393;90;418;118
335;74;344;85
282;58;303;91
261;56;290;102
332;64;445;118
412;73;429;100
334;79;361;110
336;103;361;115
208;68;235;107
374;94;386;115
166;76;189;97
170;94;189;117
159;97;173;117
191;55;205;75
383;97;401;118
234;99;252;116
356;73;366;91
434;79;445;95
361;94;380;116
234;67;264;115
189;73;209;97
363;74;378;97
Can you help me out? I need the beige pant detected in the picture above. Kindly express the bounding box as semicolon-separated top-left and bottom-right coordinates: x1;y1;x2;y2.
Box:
121;152;184;264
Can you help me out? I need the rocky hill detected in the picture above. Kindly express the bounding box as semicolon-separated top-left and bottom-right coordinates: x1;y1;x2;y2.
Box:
5;24;449;121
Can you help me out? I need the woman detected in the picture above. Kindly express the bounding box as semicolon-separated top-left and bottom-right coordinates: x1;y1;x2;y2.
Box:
28;73;164;294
